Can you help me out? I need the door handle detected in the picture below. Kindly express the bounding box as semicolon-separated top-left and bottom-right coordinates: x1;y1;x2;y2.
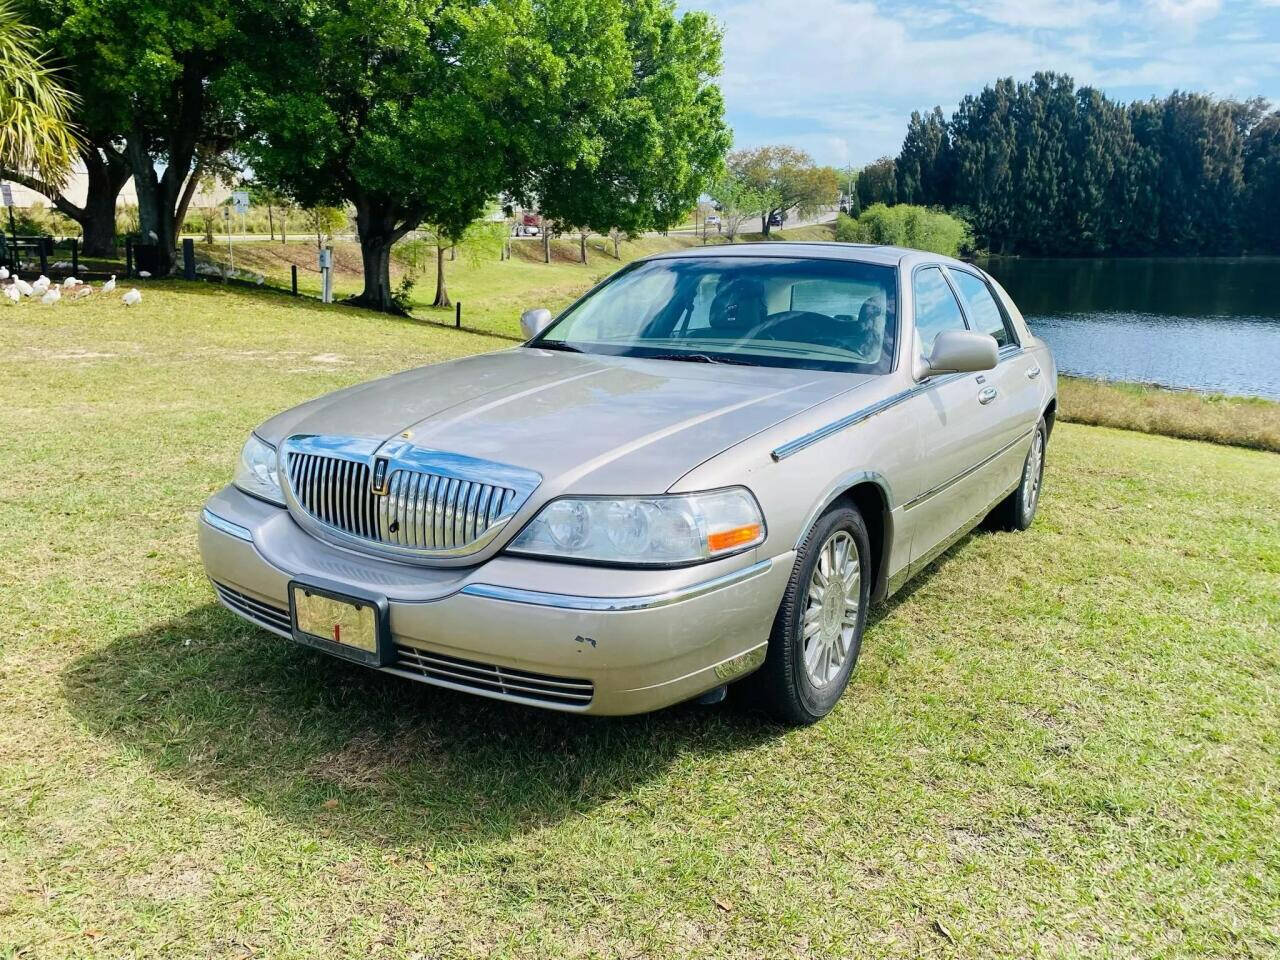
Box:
978;386;998;405
1026;366;1042;380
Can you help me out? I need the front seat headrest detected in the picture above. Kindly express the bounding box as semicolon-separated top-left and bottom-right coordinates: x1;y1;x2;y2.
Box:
709;277;767;331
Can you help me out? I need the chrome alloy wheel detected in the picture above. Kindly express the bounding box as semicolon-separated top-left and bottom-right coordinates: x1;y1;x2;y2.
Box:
1021;429;1044;523
802;529;861;687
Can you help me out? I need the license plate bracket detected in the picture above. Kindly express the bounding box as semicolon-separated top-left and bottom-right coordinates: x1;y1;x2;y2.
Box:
288;578;392;668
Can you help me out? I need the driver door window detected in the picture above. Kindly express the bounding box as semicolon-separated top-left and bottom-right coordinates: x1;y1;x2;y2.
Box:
913;266;967;358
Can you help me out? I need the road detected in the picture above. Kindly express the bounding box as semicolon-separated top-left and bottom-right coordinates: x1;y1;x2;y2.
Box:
661;207;839;238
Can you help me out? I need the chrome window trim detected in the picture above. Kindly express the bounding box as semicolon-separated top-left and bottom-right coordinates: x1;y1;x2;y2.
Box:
457;557;774;611
201;507;253;542
280;435;542;563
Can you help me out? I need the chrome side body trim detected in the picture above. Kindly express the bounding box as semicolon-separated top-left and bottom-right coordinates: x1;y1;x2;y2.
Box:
201;508;253;542
902;427;1034;511
458;558;774;611
771;388;917;461
909;475;1021;576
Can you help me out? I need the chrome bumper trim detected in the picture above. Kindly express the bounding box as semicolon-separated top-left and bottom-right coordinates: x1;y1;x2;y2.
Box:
458;558;774;611
201;508;253;542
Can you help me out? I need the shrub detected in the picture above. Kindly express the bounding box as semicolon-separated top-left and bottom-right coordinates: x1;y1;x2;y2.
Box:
835;203;973;257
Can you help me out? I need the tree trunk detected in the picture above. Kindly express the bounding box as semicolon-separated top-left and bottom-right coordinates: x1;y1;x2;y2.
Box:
543;229;551;263
173;159;204;244
351;197;410;313
127;136;175;275
433;243;450;307
579;231;588;264
2;140;129;257
613;233;620;258
761;213;771;237
267;205;274;241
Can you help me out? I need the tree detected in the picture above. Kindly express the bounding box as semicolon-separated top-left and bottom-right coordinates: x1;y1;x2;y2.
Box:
728;145;837;236
895;108;951;206
528;0;728;266
0;1;80;188
246;0;650;312
24;0;250;273
708;172;763;242
855;156;897;209
303;206;347;253
1243;111;1280;252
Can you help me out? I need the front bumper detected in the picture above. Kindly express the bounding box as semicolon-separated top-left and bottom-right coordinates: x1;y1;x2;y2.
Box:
198;486;793;715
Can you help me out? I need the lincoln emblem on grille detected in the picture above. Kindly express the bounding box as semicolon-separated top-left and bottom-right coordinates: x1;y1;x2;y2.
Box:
371;456;390;495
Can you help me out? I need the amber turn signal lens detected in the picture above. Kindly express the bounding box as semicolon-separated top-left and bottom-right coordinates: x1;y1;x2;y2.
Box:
707;523;762;553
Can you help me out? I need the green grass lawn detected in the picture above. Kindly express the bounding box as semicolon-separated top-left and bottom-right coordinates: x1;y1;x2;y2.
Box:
1;285;1278;958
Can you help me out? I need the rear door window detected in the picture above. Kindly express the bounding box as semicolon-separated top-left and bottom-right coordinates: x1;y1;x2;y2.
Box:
947;268;1016;348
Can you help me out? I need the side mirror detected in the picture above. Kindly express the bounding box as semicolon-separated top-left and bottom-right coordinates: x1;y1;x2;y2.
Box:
927;330;998;374
520;307;554;340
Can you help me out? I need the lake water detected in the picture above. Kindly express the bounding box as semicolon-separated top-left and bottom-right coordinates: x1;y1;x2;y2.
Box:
977;257;1280;401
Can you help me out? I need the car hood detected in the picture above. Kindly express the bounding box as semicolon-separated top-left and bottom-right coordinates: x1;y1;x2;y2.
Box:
258;348;874;494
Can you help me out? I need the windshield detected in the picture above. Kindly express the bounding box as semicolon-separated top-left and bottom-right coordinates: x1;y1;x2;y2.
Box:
531;256;898;373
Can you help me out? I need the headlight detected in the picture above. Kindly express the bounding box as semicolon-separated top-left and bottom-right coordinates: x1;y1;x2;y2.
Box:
233;433;284;505
508;487;765;566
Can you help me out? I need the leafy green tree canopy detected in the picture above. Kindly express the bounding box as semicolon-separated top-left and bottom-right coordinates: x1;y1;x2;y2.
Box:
727;144;837;236
529;0;729;262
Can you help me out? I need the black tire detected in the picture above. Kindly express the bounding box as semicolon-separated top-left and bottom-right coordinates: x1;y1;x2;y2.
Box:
987;417;1047;532
748;504;872;725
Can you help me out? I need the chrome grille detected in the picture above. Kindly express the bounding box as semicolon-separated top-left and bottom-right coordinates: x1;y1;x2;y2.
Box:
393;645;595;708
285;453;517;553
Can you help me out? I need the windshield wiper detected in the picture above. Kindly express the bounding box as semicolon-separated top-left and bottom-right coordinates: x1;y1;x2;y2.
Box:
644;352;756;366
531;341;584;353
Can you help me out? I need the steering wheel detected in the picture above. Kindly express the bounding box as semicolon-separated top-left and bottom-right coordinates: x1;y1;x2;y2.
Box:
751;310;835;342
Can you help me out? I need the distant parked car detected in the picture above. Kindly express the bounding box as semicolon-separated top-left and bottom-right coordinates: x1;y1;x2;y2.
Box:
201;243;1056;724
705;214;721;227
768;212;783;227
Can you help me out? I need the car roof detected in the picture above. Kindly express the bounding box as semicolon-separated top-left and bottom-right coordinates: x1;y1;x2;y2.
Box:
640;242;973;271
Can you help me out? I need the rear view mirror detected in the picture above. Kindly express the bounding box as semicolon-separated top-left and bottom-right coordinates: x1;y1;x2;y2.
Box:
520;307;554;340
927;330;998;374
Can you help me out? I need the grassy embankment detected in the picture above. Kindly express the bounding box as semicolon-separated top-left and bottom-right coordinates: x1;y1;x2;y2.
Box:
1;286;1278;958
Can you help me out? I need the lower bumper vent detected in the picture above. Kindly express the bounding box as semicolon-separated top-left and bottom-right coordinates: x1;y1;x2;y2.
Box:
394;645;594;708
214;582;292;636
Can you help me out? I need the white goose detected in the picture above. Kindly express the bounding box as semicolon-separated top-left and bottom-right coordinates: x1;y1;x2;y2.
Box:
41;287;61;305
122;287;142;306
101;274;117;295
3;285;19;305
14;277;33;297
0;266;9;280
72;284;93;299
62;276;81;290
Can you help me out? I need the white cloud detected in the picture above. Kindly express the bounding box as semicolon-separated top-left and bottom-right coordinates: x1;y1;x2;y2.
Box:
1146;0;1223;26
690;0;1280;164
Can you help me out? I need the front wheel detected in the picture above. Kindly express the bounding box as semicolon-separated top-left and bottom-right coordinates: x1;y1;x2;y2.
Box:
749;505;871;725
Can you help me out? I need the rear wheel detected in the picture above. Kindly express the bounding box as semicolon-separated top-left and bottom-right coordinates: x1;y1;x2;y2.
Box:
987;417;1047;532
750;504;871;725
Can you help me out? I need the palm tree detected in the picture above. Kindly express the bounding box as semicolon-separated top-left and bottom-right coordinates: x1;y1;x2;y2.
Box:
0;0;79;187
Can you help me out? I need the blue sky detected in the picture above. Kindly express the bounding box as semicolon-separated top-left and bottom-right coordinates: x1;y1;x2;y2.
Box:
684;0;1280;166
